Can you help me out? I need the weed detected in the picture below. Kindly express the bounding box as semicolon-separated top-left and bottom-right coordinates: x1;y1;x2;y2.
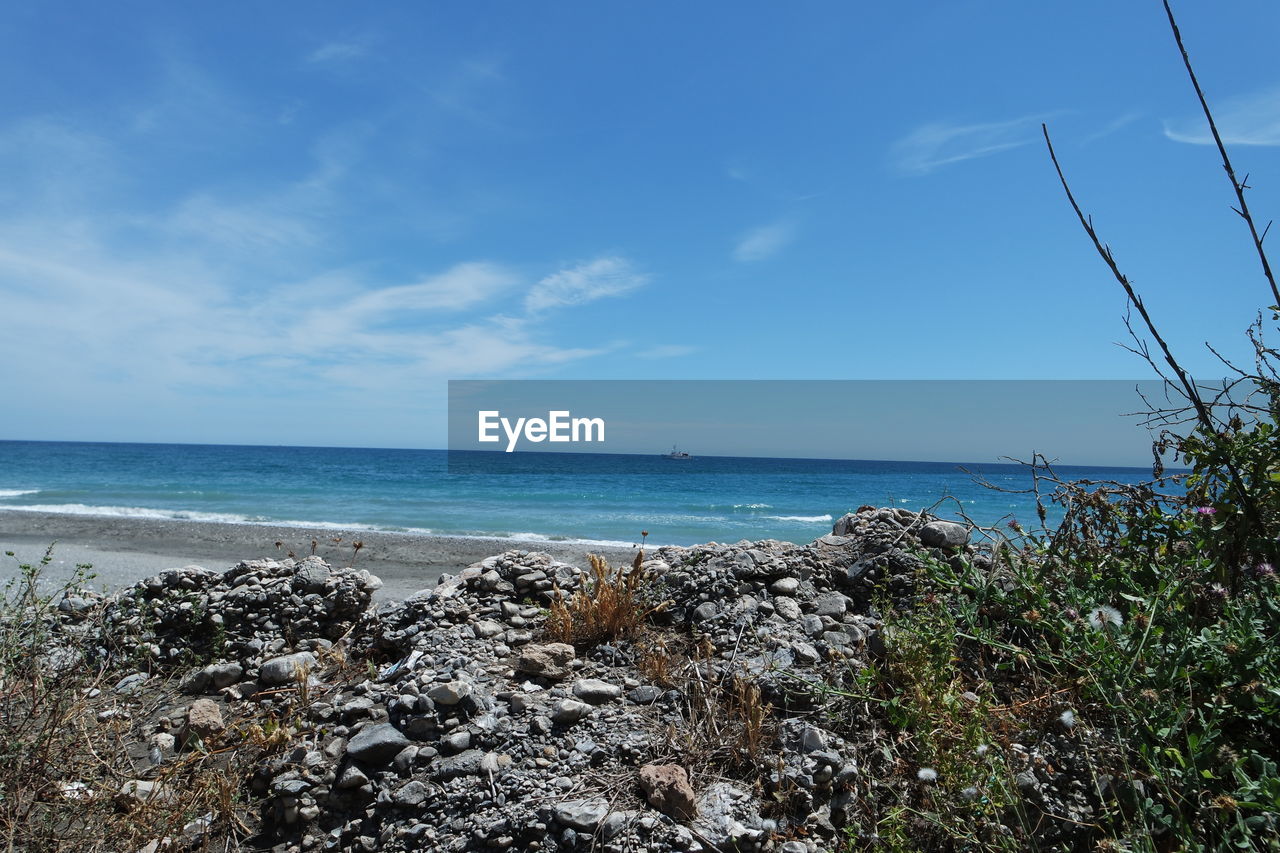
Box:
545;550;669;648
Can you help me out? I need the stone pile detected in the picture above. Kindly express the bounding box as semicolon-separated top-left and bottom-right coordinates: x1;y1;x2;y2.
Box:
40;507;1003;852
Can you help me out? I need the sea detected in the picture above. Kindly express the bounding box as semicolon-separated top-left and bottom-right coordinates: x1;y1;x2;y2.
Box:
0;441;1166;548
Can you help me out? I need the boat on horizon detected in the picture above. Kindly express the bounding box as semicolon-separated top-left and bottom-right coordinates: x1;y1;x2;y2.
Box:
663;444;693;459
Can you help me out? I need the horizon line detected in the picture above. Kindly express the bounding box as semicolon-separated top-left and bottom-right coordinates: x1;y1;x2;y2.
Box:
0;437;1176;472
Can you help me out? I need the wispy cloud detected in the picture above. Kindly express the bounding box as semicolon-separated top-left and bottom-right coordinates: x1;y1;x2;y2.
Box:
524;256;648;313
1081;111;1143;145
344;262;518;317
308;39;371;64
1164;85;1280;146
892;114;1048;175
733;222;794;262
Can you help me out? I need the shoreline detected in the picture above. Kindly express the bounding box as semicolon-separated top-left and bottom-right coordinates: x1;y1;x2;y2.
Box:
0;509;644;602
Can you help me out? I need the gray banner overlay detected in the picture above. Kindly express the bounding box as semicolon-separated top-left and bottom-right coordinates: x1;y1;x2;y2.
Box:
447;379;1202;472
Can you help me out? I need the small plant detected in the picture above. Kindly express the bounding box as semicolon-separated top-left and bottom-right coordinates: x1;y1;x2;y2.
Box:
545;548;669;648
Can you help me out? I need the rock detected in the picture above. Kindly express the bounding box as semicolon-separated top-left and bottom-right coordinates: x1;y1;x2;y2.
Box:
555;798;609;831
813;593;849;617
572;678;622;704
473;619;504;639
639;764;697;820
293;557;331;592
440;731;471;754
433;748;484;780
769;577;801;596
394;780;429;807
205;662;244;689
345;723;410;765
179;668;210;694
691;601;719;623
116;779;170;808
627;685;663;704
515;643;576;681
774;597;803;621
920;520;969;548
259;652;317;686
800;726;827;752
427;680;472;706
336;765;369;790
113;672;148;695
551;699;592;725
694;782;767;849
184;699;225;741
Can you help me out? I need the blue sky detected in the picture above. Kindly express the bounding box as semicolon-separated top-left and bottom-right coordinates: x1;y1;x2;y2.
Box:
1;1;1278;450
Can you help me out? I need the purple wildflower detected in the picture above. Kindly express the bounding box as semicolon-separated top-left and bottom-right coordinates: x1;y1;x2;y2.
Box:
1255;562;1276;580
1196;506;1217;516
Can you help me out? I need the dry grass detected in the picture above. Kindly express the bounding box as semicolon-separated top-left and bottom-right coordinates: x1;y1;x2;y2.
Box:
545;550;669;648
0;548;347;851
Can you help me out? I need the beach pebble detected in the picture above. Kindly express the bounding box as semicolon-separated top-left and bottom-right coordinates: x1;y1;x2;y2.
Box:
259;652;317;686
345;723;410;764
571;679;622;704
920;520;969;548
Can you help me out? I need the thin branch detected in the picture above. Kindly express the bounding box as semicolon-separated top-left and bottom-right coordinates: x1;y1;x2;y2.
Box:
1163;0;1280;308
1042;124;1212;432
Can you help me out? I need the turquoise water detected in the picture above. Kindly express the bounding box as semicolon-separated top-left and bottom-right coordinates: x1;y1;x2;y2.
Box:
0;441;1164;547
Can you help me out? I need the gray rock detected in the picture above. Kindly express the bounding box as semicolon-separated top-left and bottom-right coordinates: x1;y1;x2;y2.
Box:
831;513;859;536
427;680;472;706
813;593;849;617
694;782;766;849
433;748;484;780
440;731;471;754
555;798;609;831
113;672;148;695
259;652;317;686
551;699;592;725
920;520;969;548
627;685;663;704
337;765;370;789
394;780;429;808
691;601;719;623
205;662;244;689
572;678;622;704
345;723;410;764
473;619;504;639
293;557;331;592
800;726;828;752
774;597;803;621
769;577;801;596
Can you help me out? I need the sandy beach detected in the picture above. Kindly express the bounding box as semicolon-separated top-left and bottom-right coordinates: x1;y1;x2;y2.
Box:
0;510;642;602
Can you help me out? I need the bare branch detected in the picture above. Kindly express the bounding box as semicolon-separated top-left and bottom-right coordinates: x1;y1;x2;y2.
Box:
1163;0;1280;308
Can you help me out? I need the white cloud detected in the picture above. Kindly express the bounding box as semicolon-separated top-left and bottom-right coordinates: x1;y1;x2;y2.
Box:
733;222;793;262
892;114;1047;175
344;262;518;317
1164;85;1280;146
524;256;648;313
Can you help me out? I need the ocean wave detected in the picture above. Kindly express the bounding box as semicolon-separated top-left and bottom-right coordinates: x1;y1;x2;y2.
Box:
0;503;654;547
764;514;834;524
497;531;647;548
0;503;269;523
733;503;773;510
0;489;39;498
